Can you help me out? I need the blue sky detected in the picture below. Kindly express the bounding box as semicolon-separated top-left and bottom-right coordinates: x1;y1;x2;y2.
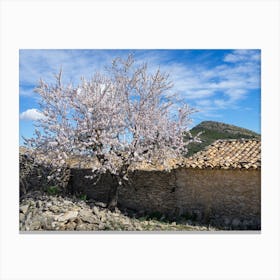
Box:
19;49;261;145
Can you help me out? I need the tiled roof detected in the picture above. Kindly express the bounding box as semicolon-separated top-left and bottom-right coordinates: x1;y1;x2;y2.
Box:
185;139;261;169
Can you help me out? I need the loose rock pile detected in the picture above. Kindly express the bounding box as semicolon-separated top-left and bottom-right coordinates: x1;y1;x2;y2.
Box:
19;191;215;231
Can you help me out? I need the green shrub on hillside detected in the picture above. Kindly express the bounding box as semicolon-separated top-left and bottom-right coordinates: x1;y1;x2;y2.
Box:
185;121;260;156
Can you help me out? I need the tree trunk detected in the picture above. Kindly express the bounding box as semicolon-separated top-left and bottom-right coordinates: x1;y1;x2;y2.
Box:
107;164;129;210
106;175;119;210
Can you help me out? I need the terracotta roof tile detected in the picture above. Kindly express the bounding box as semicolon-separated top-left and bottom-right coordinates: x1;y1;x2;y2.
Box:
185;139;261;169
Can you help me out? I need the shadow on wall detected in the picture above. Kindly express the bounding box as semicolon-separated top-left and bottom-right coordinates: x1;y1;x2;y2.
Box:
68;167;261;229
20;154;261;230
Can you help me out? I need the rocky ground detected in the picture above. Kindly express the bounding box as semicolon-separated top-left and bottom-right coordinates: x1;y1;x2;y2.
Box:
19;191;217;231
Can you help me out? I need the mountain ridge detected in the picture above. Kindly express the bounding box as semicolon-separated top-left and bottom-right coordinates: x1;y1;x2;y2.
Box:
186;121;261;156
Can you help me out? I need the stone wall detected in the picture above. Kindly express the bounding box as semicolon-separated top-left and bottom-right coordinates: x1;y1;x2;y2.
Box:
174;169;261;228
20;154;70;195
68;167;261;229
20;153;261;229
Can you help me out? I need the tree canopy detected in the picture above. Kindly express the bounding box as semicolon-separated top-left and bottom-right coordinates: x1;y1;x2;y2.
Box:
24;54;200;207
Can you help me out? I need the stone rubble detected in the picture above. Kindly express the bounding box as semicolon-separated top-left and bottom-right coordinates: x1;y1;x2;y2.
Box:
19;191;216;231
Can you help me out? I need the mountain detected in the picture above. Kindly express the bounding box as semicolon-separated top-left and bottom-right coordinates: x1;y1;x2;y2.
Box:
185;121;261;156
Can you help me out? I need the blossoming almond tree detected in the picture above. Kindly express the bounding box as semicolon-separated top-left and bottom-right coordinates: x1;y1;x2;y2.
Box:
24;54;200;209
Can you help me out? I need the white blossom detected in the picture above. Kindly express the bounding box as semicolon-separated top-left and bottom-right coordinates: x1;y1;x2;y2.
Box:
25;54;200;198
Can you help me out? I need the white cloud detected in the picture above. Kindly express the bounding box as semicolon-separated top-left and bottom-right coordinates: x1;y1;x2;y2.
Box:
182;89;215;100
224;49;260;63
151;50;261;117
19;50;116;91
20;109;45;121
19;49;260;120
19;87;35;97
223;53;241;63
213;99;228;109
195;99;212;107
224;89;247;101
